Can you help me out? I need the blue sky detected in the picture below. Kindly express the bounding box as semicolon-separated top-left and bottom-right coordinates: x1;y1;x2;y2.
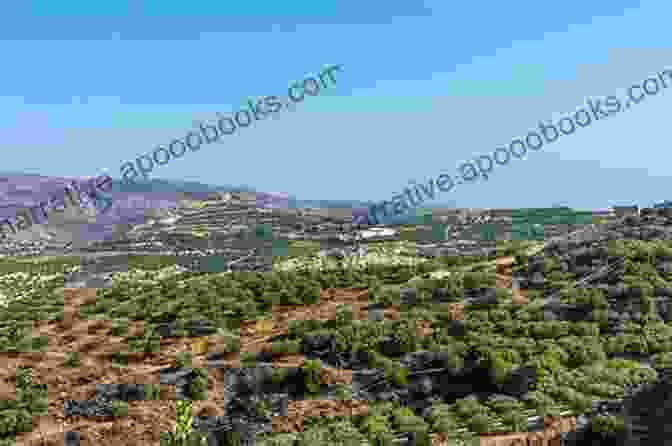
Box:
2;0;671;210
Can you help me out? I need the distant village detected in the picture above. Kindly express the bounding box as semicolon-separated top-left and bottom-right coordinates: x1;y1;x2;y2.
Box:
0;190;648;260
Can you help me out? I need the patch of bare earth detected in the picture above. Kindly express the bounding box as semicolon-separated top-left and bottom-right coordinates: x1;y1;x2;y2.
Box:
496;256;528;304
0;287;408;445
1;253;573;445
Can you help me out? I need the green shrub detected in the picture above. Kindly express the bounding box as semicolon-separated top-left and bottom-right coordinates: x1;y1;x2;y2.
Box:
391;407;416;427
563;340;606;367
641;294;656;315
454;398;489;419
428;404;461;434
572;322;600;337
295;426;330;446
240;351;258;368
110;319;129;336
397;417;430;446
221;431;242;446
523;390;556;412
581;381;623;399
501;411;528;433
334;384;353;401
14;367;34;390
110;351;129;367
174;400;194;440
385;365;408;387
256;433;299;446
30;335;49;351
255;398;273;419
486;396;524;414
62;351;81;368
302;359;322;395
628;366;658;386
216;328;241;353
174;351;193;369
567;392;592;415
111;400;129;417
159;431;209;446
444;351;465;371
271;367;289;386
489;354;516;386
270;340;301;355
653;352;672;368
542;346;569;368
335;304;354;326
191;368;208;400
361;414;393;445
145;383;161;400
606;358;641;370
361;414;389;433
467;413;493;434
495;288;512;302
288;320;323;339
0;408;33;436
591;414;626;434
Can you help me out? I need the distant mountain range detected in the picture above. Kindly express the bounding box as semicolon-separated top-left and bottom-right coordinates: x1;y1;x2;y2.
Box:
106;177;396;213
0;173;458;245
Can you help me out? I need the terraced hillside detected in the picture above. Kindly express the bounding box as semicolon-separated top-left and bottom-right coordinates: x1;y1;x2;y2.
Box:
1;209;672;445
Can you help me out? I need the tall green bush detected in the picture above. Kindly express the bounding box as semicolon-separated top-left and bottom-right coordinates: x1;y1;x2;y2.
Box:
302;359;322;395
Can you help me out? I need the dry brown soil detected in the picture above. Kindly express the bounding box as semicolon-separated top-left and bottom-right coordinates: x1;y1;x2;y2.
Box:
0;287;409;445
0;255;568;446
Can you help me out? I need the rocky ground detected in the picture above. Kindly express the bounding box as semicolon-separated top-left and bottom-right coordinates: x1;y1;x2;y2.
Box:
0;251;582;446
4;207;672;445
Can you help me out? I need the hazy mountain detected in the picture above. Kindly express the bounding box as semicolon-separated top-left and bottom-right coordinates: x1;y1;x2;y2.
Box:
0;174;395;244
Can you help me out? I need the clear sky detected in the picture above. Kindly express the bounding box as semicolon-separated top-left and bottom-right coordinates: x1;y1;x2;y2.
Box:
2;0;671;210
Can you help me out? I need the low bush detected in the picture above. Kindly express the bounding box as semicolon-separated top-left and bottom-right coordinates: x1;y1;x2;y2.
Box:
361;414;394;446
334;383;353;401
256;433;299;446
522;390;556;413
486;396;525;414
255;398;273;419
173;400;194;441
653;351;672;368
454;398;490;420
500;411;528;433
240;351;258;368
145;383;161;400
605;358;642;370
110;318;130;336
110;351;129;368
30;335;49;351
160;430;209;446
591;414;626;434
174;351;193;369
391;407;416;426
0;408;33;436
467;413;495;434
335;304;353;326
384;364;408;387
190;368;208;400
428;403;461;433
111;400;129;417
271;367;289;386
302;359;322;395
270;340;301;355
62;351;81;368
396;417;430;446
